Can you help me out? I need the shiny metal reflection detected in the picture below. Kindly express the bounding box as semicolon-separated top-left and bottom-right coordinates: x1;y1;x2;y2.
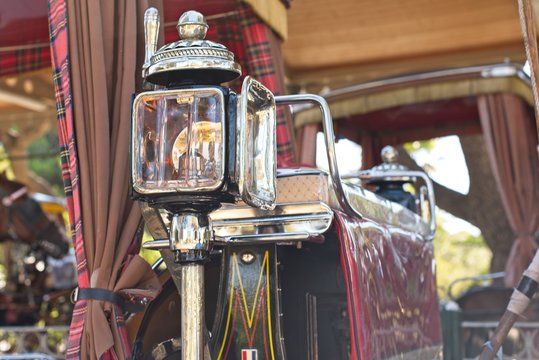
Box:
236;76;277;210
142;201;333;249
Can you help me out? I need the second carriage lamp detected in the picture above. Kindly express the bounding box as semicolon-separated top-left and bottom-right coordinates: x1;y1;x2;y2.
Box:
130;8;277;359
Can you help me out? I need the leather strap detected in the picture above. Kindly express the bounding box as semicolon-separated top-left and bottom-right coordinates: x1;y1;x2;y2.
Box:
517;275;539;299
72;287;146;313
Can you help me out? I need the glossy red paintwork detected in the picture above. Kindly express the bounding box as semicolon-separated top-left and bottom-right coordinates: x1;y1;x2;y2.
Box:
335;211;442;359
0;1;48;47
0;1;235;48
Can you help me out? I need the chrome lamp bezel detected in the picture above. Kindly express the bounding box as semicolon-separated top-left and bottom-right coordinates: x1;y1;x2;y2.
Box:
131;87;226;197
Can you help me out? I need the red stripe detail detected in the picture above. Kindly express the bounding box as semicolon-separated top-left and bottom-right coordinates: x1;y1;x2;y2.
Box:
261;291;269;360
238;291;254;347
224;289;239;360
335;213;362;360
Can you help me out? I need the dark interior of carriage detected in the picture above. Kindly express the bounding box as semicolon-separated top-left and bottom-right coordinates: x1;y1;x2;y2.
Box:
131;229;350;360
279;228;350;360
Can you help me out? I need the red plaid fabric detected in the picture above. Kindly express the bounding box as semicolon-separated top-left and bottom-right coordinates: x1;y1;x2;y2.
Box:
167;2;297;165
236;4;296;165
49;1;294;358
0;44;51;77
48;0;91;358
49;1;149;359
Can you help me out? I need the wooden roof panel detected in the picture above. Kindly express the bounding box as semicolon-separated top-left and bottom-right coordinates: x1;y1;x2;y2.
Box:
283;0;526;88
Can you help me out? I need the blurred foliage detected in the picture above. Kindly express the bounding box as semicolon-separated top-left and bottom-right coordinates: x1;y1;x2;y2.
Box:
27;129;64;196
0;144;13;177
434;218;491;301
403;139;437;153
405;138;492;300
139;228;165;268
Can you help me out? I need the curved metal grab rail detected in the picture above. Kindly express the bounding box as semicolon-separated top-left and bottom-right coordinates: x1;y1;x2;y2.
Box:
275;94;362;218
447;271;506;300
357;170;437;240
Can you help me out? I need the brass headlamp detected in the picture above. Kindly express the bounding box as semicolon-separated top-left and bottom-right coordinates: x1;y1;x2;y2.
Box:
130;9;278;359
131;9;276;211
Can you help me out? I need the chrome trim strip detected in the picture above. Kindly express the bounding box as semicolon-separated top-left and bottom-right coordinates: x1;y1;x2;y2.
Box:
142;201;334;249
143;239;169;250
214;232;316;244
295;62;530;106
151;256;165;270
213;212;331;226
30;193;66;206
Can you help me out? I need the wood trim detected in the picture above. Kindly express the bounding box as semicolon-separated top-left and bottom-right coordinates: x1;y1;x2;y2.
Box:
297;123;319;166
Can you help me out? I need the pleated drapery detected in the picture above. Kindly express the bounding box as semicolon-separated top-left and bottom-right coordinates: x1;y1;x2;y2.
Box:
477;93;539;286
49;0;162;358
49;0;295;358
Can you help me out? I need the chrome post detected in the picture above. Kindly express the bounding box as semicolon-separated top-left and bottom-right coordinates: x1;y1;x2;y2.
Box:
169;212;211;360
143;8;160;77
181;263;205;359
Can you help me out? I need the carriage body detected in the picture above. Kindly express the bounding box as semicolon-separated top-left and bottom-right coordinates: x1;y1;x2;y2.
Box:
4;1;539;359
132;164;442;359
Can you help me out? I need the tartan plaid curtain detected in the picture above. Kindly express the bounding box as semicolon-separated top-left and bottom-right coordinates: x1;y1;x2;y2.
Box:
0;45;51;77
186;2;297;165
48;0;89;356
48;0;161;359
48;0;295;358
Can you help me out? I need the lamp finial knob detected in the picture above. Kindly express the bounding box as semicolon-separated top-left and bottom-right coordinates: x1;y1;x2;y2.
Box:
381;145;399;164
177;10;208;41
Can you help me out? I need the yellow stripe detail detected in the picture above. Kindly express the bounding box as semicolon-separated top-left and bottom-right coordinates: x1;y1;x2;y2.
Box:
237;251;268;328
266;251;276;360
217;257;236;360
217;250;276;359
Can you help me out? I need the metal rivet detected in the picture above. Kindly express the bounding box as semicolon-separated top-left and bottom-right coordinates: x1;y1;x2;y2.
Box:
240;251;256;264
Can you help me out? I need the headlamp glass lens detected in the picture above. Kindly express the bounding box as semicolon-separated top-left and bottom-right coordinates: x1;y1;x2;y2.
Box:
133;88;224;194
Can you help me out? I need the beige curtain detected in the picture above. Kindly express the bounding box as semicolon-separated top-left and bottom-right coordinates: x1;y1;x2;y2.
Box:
477;93;539;286
66;0;161;358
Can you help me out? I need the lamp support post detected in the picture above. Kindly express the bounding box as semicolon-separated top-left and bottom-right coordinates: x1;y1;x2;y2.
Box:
180;263;205;359
138;8;276;360
170;212;212;360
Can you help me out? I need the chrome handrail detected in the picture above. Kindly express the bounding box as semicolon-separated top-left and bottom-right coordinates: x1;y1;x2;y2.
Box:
294;62;530;106
275;94;362;218
447;271;506;300
356;170;437;240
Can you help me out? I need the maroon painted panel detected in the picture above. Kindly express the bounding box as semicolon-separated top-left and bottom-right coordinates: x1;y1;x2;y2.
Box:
335;211;442;359
0;0;236;48
338;96;480;133
0;0;48;47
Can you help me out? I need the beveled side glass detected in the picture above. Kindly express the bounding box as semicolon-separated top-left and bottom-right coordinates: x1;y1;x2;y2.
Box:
237;76;277;210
